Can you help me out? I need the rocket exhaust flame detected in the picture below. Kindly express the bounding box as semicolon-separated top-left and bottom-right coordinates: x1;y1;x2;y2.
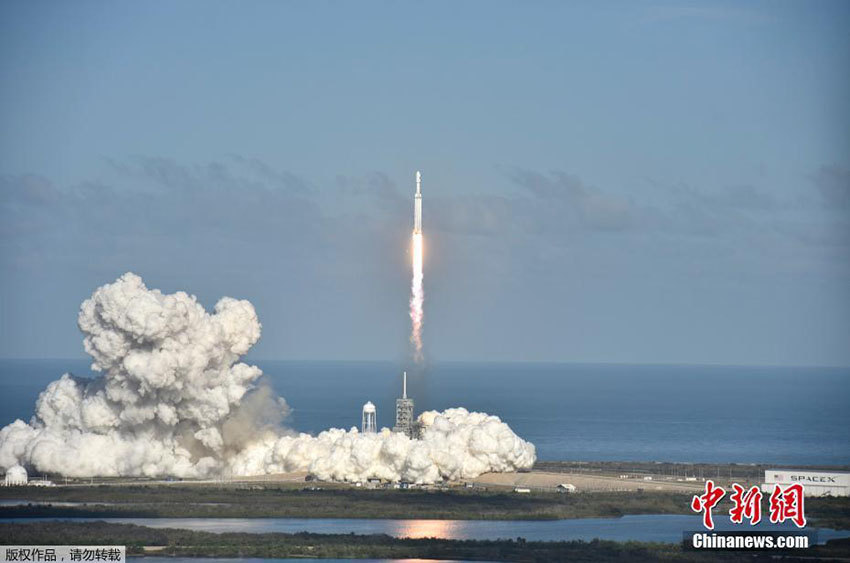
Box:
410;171;424;363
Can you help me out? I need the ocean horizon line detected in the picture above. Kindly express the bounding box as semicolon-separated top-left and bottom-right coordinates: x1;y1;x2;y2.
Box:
1;357;848;370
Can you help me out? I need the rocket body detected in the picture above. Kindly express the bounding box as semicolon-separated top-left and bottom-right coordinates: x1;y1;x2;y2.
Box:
410;170;424;363
414;171;422;234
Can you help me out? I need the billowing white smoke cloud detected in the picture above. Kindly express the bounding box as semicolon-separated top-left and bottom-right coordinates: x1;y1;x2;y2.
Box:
0;274;535;482
229;408;536;484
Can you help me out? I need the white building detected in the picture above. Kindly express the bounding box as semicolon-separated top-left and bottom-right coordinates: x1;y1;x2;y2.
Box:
3;465;27;486
762;469;850;497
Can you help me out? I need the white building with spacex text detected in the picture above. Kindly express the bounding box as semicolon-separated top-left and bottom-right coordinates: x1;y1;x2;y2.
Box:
762;469;850;497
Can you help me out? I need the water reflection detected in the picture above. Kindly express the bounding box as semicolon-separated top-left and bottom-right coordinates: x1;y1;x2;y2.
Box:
395;519;458;539
3;515;848;544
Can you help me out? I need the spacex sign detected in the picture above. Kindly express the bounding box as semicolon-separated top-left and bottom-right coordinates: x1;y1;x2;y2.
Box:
782;474;836;483
764;470;850;497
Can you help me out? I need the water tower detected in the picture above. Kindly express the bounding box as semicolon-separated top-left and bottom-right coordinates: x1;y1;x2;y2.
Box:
3;465;27;487
362;401;377;433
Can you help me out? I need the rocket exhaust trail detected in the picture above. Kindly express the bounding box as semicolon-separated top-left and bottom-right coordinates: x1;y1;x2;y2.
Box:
410;171;424;363
410;233;423;361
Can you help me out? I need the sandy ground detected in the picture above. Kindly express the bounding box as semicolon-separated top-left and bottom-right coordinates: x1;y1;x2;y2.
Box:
228;471;310;483
226;469;708;493
471;471;708;493
48;469;709;493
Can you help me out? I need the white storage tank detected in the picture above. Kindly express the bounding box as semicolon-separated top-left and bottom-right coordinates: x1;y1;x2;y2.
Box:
762;469;850;497
4;465;28;486
362;401;377;433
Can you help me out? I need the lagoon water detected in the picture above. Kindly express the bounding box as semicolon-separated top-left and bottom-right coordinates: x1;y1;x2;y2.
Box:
1;359;849;465
2;515;848;544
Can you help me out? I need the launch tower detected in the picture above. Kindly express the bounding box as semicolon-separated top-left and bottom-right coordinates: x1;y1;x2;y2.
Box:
393;372;416;438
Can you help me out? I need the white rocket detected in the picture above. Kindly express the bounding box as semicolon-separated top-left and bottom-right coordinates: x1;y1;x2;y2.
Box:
414;171;422;234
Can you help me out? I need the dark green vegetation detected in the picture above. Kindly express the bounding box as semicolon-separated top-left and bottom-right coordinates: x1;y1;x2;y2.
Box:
804;497;850;531
4;521;850;562
0;485;693;520
2;485;849;529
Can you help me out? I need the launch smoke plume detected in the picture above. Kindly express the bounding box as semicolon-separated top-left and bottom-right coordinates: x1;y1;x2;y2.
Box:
409;232;424;363
0;274;535;481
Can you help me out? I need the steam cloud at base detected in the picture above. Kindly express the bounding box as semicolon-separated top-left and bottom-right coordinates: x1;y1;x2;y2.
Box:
0;274;536;482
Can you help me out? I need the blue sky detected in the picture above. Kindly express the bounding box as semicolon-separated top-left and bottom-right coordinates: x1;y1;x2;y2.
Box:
1;1;848;365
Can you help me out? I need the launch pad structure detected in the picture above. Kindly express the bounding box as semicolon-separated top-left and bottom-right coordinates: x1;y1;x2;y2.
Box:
393;371;414;436
359;371;421;439
392;371;421;439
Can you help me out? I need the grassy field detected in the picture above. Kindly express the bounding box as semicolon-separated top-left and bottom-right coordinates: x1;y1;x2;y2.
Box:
0;486;694;519
2;484;849;529
4;521;850;562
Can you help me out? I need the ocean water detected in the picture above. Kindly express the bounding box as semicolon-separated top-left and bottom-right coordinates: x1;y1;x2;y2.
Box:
1;359;848;465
